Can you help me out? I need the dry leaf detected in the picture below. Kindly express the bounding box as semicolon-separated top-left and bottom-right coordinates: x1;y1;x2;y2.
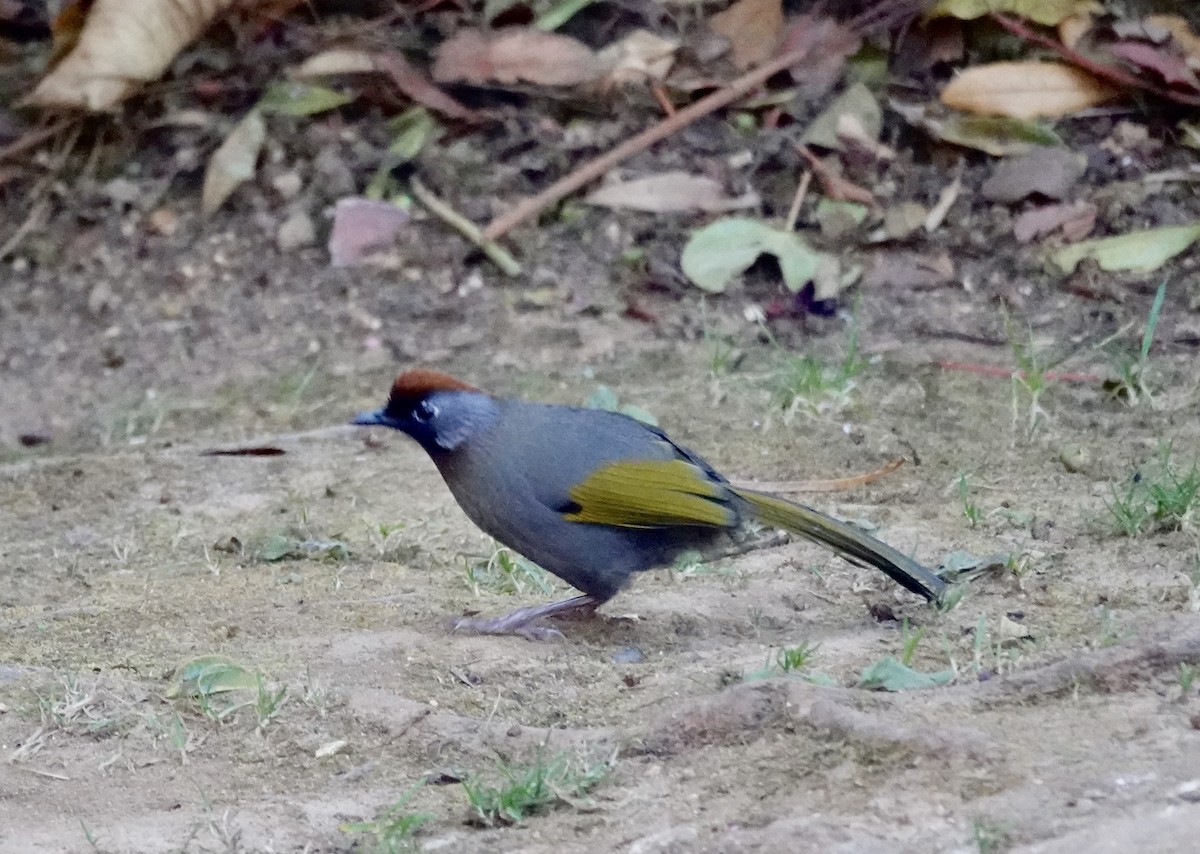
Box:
598;29;678;87
710;0;784;70
328;197;410;268
293;48;377;78
585;172;758;213
202;109;265;215
27;0;237;111
941;61;1121;119
980;148;1086;202
1147;15;1200;64
1012;201;1096;243
433;27;604;87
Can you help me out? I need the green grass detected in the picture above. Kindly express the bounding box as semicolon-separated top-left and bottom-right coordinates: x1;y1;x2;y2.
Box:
1106;444;1199;536
1004;315;1051;439
971;817;1013;853
462;751;612;826
957;473;985;528
463;547;555;596
1104;279;1167;406
341;784;434;852
767;317;868;418
1178;662;1197;700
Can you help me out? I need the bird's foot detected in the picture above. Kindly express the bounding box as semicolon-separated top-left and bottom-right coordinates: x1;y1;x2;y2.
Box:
450;595;600;641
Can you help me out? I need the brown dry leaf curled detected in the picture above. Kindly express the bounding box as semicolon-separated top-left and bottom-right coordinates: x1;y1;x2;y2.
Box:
710;0;784;70
202;109;266;215
27;0;238;111
941;61;1121;119
433;27;604;87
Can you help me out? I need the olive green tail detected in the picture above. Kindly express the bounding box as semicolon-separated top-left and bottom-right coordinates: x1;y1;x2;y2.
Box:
732;488;945;603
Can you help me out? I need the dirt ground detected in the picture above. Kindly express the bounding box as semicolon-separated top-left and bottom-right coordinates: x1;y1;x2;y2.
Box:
4;42;1200;854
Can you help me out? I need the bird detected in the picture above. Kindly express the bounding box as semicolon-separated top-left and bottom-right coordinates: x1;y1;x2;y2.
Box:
353;369;945;638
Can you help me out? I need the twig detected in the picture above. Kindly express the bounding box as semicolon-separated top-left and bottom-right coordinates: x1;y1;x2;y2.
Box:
731;458;905;494
410;176;522;277
482;21;845;241
0;116;74;163
0;196;51;260
783;170;812;233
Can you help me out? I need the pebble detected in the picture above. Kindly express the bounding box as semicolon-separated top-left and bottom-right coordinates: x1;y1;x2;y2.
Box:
277;211;316;251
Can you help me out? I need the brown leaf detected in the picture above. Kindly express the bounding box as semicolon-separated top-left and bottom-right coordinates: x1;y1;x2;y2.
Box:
1109;41;1200;91
433;27;604;87
710;0;784;71
1147;14;1200;64
941;61;1121;118
980;147;1086;203
371;52;479;122
27;0;237;111
1012;200;1097;243
585;172;758;213
202;109;265;215
328;197;410;268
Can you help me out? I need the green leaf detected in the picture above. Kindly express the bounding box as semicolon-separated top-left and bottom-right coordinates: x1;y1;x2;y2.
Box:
802;82;881;150
259;534;296;562
386;106;443;162
535;0;599;31
857;656;954;691
1049;223;1200;274
166;655;258;698
258;82;354;116
681;217;823;293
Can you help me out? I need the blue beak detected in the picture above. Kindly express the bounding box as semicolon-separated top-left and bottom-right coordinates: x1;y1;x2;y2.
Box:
352;408;399;429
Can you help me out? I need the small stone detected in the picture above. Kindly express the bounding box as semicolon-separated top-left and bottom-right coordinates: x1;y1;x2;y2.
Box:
272;170;304;200
612;646;644;664
1059;444;1089;473
147;207;179;236
277;211;316;251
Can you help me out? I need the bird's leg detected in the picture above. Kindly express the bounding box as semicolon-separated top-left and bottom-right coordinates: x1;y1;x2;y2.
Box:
451;594;600;641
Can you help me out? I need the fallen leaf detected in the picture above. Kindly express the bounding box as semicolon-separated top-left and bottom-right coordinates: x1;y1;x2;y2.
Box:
1012;201;1097;243
1109;41;1200;91
857;657;954;691
258;82;354;116
681;217;825;293
1147;14;1200;64
881;202;928;240
166;655;258;699
980;147;1087;202
585;172;758;213
328;197;411;267
202;109;266;215
796;145;875;205
1049;222;1200;273
930;0;1101;25
597;29;678;86
861;250;955;289
924;175;962;232
941;61;1121;118
433;27;604;86
801;82;881;151
27;0;237;110
372;52;479;122
709;0;784;70
892;100;1064;156
292;48;376;77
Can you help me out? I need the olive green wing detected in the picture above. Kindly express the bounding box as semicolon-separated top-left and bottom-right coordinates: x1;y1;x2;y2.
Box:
562;458;737;529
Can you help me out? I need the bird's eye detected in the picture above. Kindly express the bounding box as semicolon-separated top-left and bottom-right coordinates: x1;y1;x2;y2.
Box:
413;401;438;423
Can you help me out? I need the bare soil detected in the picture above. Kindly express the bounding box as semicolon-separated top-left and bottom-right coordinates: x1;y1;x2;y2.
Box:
3;81;1200;854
